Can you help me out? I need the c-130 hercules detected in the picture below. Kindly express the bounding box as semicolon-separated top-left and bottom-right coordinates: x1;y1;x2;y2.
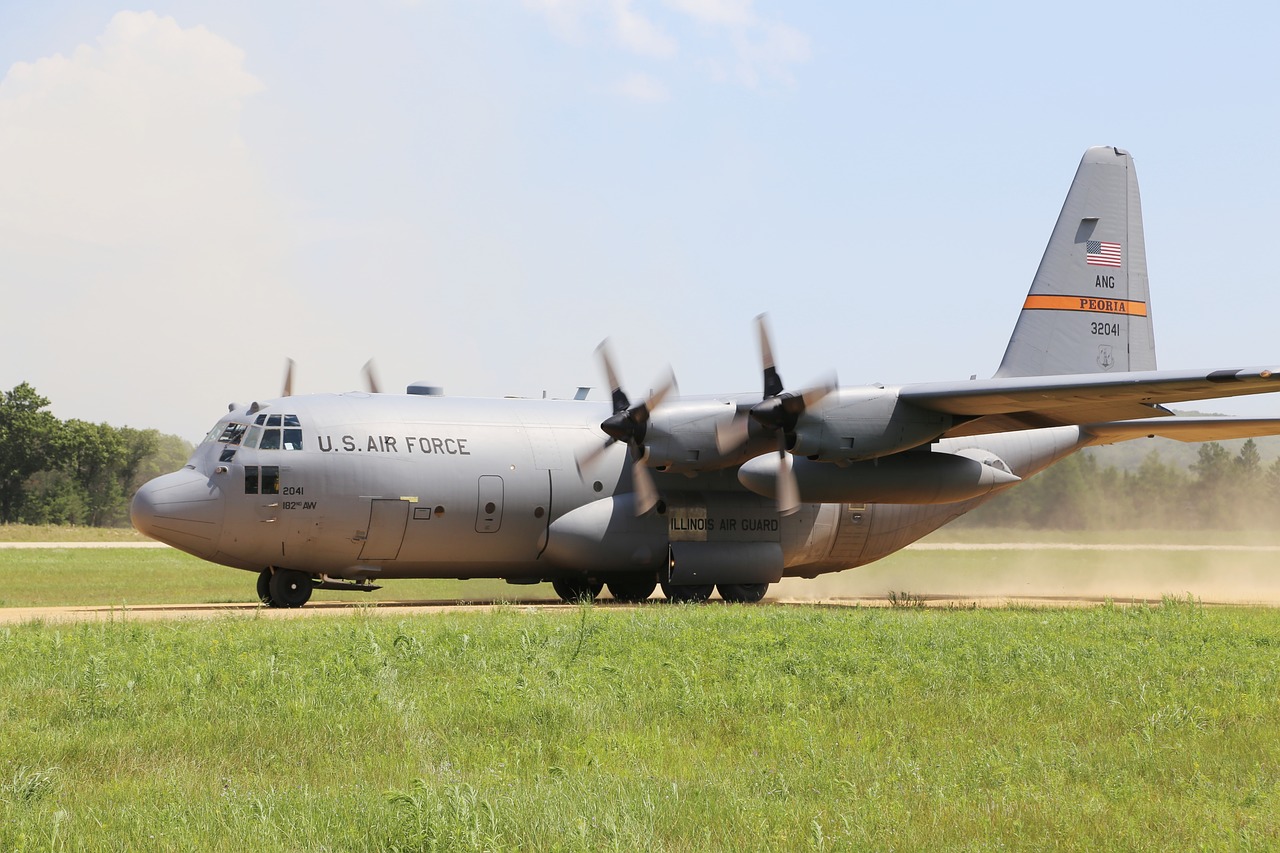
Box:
133;147;1280;607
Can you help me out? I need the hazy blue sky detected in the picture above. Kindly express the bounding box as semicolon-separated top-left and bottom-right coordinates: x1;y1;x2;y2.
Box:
2;2;1278;441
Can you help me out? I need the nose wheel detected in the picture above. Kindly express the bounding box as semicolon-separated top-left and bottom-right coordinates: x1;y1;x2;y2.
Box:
258;569;314;608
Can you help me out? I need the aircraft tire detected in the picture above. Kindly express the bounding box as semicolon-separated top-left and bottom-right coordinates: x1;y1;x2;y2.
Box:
717;583;769;603
268;569;313;608
660;582;714;603
552;577;604;603
256;571;273;606
606;576;657;603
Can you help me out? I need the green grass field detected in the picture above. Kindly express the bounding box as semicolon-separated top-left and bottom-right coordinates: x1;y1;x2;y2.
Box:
3;528;1279;848
3;540;1279;609
2;603;1279;850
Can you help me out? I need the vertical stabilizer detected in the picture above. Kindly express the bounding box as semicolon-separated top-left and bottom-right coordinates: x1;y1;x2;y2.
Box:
995;146;1155;377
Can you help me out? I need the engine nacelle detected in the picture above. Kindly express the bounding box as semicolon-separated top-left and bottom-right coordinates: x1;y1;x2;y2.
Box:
788;387;952;462
738;447;1019;505
641;397;773;474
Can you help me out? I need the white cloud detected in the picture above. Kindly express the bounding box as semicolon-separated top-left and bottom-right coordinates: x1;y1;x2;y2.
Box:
0;11;266;248
611;0;678;58
662;0;755;27
615;71;670;102
664;0;809;86
0;11;296;438
525;0;808;90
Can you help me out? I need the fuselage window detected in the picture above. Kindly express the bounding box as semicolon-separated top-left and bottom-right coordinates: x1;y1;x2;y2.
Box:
245;465;279;494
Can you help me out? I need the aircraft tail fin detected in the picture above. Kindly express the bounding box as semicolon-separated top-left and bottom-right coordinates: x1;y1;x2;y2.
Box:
994;146;1156;378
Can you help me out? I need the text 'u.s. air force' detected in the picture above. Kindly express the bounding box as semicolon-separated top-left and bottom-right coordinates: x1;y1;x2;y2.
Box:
317;434;471;455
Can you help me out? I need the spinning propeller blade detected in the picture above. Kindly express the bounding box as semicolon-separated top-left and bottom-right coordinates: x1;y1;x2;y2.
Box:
577;341;676;516
362;359;382;394
717;314;837;515
282;358;296;397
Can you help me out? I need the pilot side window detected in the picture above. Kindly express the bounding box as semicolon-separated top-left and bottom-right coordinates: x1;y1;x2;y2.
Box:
217;423;248;445
244;466;280;495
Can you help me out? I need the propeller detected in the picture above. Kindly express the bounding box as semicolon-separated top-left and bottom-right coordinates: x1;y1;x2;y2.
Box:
362;359;382;394
283;358;382;397
577;341;677;516
282;358;296;397
715;314;836;516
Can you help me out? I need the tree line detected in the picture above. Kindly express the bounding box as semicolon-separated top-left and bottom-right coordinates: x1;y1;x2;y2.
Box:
958;439;1280;530
0;383;192;527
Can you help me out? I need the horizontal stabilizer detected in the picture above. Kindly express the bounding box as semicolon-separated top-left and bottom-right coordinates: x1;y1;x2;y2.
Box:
1084;416;1280;445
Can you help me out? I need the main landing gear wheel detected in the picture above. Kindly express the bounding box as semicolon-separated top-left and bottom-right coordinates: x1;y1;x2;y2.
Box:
256;570;272;605
552;577;604;603
717;583;769;603
266;569;314;608
661;582;714;603
606;576;657;603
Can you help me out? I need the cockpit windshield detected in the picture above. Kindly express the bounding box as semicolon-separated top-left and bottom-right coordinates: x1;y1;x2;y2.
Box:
205;414;304;452
243;413;304;451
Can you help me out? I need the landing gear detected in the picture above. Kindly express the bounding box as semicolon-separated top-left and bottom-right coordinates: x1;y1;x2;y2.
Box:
717;583;769;603
606;575;657;603
661;582;714;603
262;569;313;608
552;577;604;603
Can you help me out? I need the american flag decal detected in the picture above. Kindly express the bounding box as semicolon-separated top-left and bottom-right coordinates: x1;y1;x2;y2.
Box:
1086;240;1122;267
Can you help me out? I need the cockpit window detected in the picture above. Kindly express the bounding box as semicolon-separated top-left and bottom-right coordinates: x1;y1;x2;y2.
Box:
254;414;304;451
217;423;248;445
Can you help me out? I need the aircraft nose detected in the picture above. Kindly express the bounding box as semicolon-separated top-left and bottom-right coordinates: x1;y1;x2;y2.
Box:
131;468;226;558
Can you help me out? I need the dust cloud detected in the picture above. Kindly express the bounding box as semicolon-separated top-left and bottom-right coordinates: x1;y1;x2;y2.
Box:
775;543;1280;605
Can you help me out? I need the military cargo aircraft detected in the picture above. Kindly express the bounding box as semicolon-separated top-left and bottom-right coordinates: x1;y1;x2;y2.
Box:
132;147;1280;607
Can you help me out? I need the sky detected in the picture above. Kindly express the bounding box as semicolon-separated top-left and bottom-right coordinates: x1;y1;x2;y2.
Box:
2;1;1278;443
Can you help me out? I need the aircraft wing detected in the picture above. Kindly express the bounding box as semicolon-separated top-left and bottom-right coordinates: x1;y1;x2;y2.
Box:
899;367;1280;438
1082;416;1280;445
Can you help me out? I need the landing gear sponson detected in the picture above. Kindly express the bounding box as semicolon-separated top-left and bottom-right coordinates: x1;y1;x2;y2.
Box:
551;575;769;604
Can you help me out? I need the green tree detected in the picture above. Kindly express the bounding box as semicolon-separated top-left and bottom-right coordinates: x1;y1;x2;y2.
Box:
1124;450;1190;528
56;420;127;526
0;383;62;523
